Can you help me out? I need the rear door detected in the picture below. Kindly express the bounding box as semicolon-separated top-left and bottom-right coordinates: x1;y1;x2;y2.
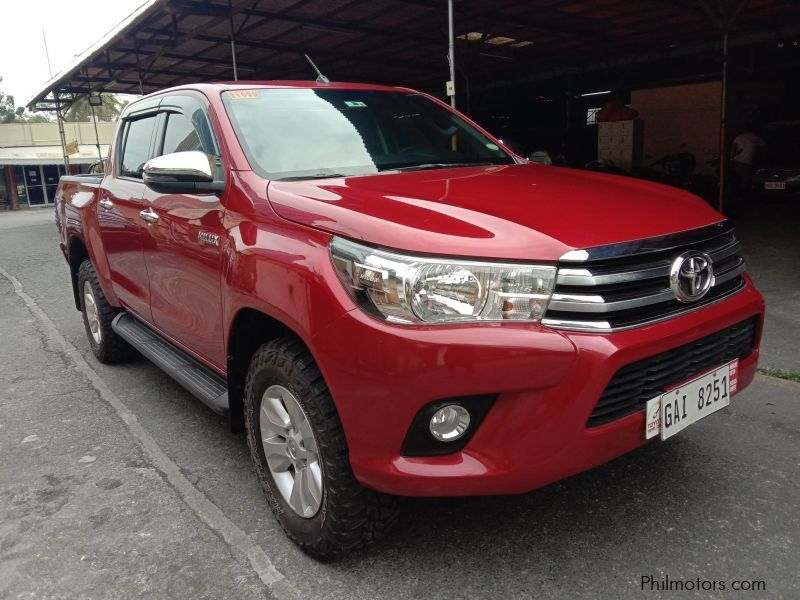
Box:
98;106;160;321
140;93;227;368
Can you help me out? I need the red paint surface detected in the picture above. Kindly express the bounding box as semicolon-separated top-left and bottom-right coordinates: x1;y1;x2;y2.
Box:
56;81;765;497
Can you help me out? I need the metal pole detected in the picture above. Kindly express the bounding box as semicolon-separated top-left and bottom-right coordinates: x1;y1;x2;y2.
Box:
718;31;728;213
42;27;53;79
229;0;239;81
133;39;144;95
54;94;70;172
448;0;456;108
90;102;103;161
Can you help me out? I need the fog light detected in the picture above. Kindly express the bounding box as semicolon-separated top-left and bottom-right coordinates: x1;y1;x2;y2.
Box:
429;405;471;441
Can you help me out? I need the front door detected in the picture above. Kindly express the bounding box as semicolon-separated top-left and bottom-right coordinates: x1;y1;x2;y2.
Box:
97;112;159;322
22;165;47;206
140;95;227;368
20;165;65;206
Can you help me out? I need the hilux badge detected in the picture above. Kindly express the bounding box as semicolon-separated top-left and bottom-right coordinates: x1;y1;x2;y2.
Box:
198;231;220;246
670;251;713;302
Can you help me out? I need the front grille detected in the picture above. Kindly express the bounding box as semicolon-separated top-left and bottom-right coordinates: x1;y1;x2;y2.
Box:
542;221;746;331
587;316;759;427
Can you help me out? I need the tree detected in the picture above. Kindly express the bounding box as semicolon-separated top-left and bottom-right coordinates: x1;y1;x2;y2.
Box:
0;77;50;123
65;94;128;122
0;91;24;123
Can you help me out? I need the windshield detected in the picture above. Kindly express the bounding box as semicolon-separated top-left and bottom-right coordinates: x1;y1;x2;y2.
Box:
222;88;514;180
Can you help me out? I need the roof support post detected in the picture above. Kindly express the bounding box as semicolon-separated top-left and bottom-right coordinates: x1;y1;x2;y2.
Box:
229;0;239;81
718;30;729;214
132;40;144;95
54;93;71;172
698;0;751;213
90;100;103;161
4;165;20;210
448;0;456;108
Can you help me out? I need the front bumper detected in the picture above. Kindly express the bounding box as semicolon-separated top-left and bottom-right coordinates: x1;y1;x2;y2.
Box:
311;276;764;497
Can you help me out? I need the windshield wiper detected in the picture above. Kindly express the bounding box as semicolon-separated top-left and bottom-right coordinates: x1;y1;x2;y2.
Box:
387;162;496;173
277;171;354;181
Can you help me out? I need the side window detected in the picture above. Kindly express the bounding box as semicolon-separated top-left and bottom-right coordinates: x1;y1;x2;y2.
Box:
120;116;157;178
161;109;218;156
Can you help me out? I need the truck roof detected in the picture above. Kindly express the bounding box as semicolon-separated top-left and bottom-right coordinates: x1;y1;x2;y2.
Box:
131;80;410;101
214;81;408;92
120;80;417;118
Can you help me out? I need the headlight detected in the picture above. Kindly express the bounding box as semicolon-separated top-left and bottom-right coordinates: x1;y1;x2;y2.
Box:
330;237;556;324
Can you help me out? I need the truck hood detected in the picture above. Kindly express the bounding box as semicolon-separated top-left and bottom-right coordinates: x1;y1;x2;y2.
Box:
266;163;723;261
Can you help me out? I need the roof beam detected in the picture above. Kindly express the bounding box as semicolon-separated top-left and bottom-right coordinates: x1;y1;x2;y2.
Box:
237;7;440;44
130;29;438;72
164;0;230;18
391;0;610;39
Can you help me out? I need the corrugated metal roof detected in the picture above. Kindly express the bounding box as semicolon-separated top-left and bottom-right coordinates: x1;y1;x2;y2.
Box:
27;0;800;110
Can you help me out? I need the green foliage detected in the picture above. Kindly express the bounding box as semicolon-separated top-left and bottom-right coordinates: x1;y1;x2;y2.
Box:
1;90;25;123
65;95;128;122
757;368;800;384
0;76;51;123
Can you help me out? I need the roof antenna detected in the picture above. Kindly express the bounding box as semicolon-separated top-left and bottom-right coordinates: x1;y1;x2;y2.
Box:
304;54;330;85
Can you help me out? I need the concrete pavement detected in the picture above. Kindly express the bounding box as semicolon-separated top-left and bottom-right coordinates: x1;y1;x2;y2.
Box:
0;208;798;599
736;199;800;373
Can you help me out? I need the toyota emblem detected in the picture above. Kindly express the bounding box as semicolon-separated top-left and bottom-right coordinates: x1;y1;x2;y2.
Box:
670;251;714;303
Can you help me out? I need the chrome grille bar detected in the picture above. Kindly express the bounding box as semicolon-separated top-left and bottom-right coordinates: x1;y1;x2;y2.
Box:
549;289;675;313
544;222;747;332
555;240;742;287
556;263;669;287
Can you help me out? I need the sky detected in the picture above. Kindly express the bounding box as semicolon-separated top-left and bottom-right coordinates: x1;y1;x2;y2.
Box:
0;0;145;107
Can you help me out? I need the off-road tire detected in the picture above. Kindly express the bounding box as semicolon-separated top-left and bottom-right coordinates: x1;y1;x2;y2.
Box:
244;337;399;559
77;260;132;363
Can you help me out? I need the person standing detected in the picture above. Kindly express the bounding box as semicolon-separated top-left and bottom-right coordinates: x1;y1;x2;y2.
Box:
729;126;766;214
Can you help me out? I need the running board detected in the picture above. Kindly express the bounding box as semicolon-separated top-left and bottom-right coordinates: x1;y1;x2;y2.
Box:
112;313;229;416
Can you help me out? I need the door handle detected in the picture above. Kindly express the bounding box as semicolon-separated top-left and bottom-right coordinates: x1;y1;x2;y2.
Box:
98;198;114;210
139;208;159;224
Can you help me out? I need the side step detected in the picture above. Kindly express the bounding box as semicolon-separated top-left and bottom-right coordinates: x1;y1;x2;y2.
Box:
112;313;229;416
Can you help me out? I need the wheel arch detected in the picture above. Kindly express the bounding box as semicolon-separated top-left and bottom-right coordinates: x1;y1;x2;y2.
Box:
68;235;91;311
226;307;318;433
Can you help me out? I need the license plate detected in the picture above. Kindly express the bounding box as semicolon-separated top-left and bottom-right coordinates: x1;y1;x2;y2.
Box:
645;360;738;440
765;181;786;190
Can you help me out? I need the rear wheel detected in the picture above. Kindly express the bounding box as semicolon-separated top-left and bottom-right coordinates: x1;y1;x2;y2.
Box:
78;260;132;363
244;337;399;559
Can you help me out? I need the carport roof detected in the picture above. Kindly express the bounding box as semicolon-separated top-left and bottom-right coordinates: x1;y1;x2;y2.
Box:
27;0;800;110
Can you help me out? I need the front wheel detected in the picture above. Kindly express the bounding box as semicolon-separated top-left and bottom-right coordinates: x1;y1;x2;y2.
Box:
244;337;399;559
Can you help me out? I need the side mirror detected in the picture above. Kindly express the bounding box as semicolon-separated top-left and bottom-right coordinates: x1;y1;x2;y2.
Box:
143;151;225;195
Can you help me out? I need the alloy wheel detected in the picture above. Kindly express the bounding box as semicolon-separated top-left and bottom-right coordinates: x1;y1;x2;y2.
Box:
83;281;102;344
259;385;323;518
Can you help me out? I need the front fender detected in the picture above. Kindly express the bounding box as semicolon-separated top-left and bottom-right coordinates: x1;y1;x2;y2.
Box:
223;215;351;360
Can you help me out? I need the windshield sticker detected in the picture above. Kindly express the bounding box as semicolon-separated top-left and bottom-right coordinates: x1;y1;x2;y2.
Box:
228;90;260;100
345;101;367;108
486;143;500;150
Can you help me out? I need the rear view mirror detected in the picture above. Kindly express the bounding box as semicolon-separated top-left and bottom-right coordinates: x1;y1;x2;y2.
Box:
143;151;225;195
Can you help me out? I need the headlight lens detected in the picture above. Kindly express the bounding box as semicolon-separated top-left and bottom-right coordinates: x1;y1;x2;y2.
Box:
330;237;556;324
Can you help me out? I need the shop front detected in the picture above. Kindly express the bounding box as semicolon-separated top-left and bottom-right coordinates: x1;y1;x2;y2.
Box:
0;121;114;209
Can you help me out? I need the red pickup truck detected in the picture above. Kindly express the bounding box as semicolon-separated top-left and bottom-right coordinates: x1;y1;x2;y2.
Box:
56;81;764;558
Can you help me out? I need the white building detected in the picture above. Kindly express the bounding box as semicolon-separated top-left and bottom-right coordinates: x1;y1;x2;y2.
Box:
0;121;115;208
